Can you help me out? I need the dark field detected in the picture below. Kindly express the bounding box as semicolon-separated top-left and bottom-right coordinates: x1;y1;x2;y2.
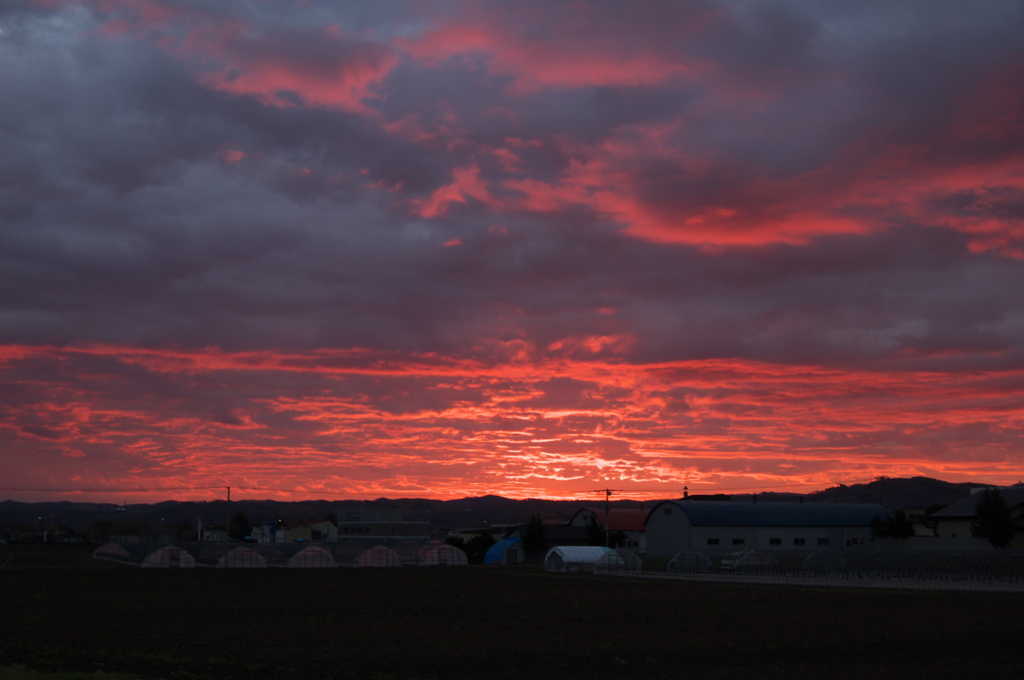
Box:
2;545;1022;680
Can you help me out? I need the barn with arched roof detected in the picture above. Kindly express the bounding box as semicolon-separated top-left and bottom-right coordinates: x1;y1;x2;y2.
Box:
645;500;890;556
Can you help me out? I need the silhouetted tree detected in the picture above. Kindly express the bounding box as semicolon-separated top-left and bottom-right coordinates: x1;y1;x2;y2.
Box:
444;534;467;551
521;514;548;552
167;519;197;541
91;520;113;543
228;511;252;541
112;521;150;539
584;515;605;546
971;488;1015;548
464;533;496;563
584;514;627;547
870;511;916;538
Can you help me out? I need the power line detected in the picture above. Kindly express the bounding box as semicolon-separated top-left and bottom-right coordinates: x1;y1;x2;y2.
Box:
0;485;292;497
579;481;842;496
0;486;223;492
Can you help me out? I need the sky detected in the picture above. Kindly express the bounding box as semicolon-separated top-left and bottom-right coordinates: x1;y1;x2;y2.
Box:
2;0;1023;504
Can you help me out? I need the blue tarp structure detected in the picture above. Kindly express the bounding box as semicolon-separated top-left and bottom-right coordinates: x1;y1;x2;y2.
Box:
483;537;521;564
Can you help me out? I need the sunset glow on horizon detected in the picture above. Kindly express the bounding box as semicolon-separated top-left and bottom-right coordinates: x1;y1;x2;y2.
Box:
2;1;1023;504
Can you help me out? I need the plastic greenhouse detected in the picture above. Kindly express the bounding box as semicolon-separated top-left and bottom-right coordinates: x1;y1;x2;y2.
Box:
210;545;267;568
719;550;778;574
667;551;713;574
285;543;337;568
393;539;427;565
593;548;642;575
417;542;468;566
355;545;402;567
92;542;196;568
142;544;196;568
544;546;611;573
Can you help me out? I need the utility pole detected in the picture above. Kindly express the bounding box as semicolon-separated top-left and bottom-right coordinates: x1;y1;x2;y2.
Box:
224;486;231;542
588;488;622;548
604;488;611;548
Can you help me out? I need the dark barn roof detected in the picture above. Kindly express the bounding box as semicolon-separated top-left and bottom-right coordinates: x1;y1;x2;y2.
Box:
571;507;652;531
649;501;891;527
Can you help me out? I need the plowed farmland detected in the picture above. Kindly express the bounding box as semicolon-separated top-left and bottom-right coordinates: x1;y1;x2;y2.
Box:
1;545;1021;680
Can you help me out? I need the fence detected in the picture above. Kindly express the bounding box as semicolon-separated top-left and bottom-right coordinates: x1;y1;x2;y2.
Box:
620;549;1024;592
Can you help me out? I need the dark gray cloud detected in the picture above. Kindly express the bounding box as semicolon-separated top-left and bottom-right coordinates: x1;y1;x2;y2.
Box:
1;1;1023;498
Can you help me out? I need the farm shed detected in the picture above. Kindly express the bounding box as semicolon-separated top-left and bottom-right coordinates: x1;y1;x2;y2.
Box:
593;548;642;575
645;500;890;557
355;545;402;568
417;541;468;566
544;546;611;573
483;536;521;565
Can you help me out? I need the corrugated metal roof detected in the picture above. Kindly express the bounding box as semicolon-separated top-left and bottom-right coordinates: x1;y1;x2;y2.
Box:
652;501;890;527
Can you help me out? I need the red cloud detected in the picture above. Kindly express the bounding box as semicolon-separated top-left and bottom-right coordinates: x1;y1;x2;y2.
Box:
196;29;398;113
414;164;494;217
215;147;246;164
1;344;1022;502
496;127;873;246
401;4;707;92
90;1;397;113
407;24;692;92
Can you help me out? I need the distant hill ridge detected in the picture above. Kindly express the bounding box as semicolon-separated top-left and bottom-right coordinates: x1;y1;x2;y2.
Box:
1;477;1013;535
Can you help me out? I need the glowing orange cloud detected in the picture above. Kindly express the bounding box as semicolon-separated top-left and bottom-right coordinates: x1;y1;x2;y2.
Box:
1;344;1022;502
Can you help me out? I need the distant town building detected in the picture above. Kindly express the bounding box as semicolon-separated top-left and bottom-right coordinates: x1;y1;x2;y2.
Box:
336;520;430;539
284;519;337;542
